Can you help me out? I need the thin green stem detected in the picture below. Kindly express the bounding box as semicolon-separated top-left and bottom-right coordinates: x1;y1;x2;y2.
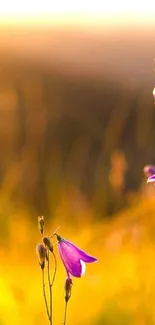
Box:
63;301;68;325
51;251;57;286
42;268;50;321
47;251;52;325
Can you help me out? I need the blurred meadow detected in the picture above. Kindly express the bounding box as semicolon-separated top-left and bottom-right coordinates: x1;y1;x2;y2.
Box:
0;7;155;324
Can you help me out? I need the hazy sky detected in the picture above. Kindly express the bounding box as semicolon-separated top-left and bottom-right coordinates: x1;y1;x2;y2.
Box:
0;1;155;26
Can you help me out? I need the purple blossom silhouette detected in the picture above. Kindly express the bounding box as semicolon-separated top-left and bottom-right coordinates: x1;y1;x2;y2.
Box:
144;165;155;177
147;174;155;183
56;234;97;278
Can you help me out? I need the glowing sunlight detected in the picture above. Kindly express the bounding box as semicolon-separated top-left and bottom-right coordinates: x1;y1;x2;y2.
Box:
0;0;155;26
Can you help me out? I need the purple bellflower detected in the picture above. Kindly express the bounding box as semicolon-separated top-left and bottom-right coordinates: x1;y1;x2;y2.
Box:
147;174;155;184
144;165;155;178
144;165;155;184
56;234;97;278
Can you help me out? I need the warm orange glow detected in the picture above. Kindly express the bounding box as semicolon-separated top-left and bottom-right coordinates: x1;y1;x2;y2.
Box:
0;1;155;26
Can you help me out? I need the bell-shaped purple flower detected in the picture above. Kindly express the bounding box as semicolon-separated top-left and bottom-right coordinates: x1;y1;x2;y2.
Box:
144;165;155;177
56;234;97;278
147;174;155;183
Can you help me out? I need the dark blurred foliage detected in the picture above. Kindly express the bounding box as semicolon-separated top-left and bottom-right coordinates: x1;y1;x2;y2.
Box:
0;57;154;218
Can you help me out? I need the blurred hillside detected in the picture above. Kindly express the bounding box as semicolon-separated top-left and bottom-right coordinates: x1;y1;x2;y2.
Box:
0;26;155;219
0;26;155;86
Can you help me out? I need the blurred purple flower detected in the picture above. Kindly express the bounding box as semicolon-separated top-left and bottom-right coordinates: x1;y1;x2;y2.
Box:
56;234;97;278
144;165;155;177
147;174;155;183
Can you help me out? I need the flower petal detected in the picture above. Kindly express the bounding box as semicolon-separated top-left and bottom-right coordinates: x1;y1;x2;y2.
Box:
147;174;155;183
58;241;83;277
144;165;155;177
80;260;86;276
62;239;98;263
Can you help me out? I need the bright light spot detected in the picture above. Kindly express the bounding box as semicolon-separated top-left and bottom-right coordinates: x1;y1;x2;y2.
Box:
0;1;155;25
80;260;86;276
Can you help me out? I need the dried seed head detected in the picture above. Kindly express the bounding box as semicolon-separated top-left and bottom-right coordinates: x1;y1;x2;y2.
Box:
42;236;53;252
65;277;72;302
36;243;47;269
38;216;44;235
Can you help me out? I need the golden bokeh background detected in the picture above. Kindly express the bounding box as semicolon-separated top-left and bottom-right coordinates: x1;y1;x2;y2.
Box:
0;4;155;324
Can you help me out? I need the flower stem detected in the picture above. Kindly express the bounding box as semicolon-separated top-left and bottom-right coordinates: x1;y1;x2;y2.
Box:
46;249;57;325
47;251;52;325
63;301;68;325
42;269;50;320
51;251;57;286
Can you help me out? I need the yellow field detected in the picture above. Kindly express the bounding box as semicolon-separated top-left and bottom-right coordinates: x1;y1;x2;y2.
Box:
1;191;155;325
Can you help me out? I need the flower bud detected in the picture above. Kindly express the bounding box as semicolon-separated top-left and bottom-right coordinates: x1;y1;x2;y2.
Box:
42;236;53;252
36;243;47;269
38;216;44;235
65;277;72;302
